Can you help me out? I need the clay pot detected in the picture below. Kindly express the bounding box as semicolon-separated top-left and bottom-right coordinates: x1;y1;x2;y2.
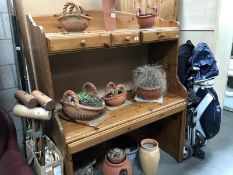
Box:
103;155;132;175
136;86;162;100
136;7;157;29
103;82;127;106
139;139;160;175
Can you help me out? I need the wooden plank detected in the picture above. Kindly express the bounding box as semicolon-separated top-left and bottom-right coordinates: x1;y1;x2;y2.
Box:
141;0;147;14
141;27;179;42
44;111;66;156
32;12;178;34
117;0;179;20
146;0;155;14
155;110;186;162
60;93;185;144
116;11;138;29
26;15;54;97
116;12;179;29
111;29;140;46
67;101;186;154
46;32;111;52
14;1;37;90
127;0;134;13
64;153;74;175
33;11;105;33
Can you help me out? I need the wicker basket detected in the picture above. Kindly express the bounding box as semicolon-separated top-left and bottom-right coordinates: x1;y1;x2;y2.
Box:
136;86;162;100
103;82;127;106
60;82;105;121
57;1;92;32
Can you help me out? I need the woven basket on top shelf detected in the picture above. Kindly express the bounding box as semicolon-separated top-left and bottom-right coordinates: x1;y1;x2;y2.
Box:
60;82;105;121
57;1;92;32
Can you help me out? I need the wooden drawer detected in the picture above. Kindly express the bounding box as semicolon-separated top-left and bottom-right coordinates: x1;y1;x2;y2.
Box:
111;30;140;46
46;32;111;53
141;27;179;43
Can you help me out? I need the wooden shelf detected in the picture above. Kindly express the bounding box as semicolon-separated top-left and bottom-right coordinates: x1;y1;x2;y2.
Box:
26;10;187;175
59;92;186;154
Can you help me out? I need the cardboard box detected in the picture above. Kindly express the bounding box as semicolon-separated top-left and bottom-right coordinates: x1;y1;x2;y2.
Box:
26;136;64;175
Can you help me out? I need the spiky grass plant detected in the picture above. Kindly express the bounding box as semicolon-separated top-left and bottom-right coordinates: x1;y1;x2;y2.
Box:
132;64;167;94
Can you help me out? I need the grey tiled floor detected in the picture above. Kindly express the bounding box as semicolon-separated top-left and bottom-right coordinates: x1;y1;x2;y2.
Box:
156;110;233;175
93;110;233;175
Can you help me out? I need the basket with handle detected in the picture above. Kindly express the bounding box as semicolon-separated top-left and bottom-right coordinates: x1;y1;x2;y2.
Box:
103;82;127;106
57;1;92;32
60;82;105;121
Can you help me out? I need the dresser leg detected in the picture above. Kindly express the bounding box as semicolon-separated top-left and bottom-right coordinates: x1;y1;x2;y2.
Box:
65;154;74;175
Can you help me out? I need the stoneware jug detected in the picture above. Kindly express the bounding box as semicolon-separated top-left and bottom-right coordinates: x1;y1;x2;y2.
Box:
139;138;160;175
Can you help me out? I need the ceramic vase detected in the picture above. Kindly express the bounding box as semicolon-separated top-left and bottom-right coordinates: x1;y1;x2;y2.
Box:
139;139;160;175
102;0;117;31
103;156;132;175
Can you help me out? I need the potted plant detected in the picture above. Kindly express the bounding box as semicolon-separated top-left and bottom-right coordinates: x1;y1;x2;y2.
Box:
132;64;167;100
103;82;127;106
136;6;157;29
60;82;105;121
103;148;132;175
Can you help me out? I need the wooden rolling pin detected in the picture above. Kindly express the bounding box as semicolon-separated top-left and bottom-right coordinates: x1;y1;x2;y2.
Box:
32;90;56;111
13;104;51;120
15;90;38;108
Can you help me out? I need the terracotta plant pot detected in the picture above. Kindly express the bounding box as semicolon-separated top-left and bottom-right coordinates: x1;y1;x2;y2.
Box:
136;6;157;29
139;139;160;175
137;86;162;100
103;82;127;106
103;150;132;175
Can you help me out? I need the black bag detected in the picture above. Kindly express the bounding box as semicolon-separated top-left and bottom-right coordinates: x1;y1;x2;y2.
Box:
178;40;194;87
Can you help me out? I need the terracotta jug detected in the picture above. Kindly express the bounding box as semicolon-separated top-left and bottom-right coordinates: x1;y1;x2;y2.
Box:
103;148;132;175
139;139;160;175
102;0;118;31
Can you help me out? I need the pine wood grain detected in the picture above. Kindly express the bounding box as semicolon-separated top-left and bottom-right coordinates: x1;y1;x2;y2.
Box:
60;93;185;145
111;29;140;46
46;31;111;52
26;15;54;97
117;0;179;21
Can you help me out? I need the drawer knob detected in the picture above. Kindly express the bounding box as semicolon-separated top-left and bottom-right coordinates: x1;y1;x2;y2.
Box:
159;33;166;38
80;40;86;46
125;36;131;41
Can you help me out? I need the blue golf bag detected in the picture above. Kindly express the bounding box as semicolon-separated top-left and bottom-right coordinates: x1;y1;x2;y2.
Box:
178;41;222;159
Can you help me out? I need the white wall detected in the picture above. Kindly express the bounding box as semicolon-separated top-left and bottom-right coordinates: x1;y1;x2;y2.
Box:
179;0;218;50
179;0;233;107
214;0;233;106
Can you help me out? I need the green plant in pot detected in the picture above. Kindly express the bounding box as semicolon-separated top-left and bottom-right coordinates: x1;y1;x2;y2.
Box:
107;148;126;164
77;91;103;107
132;64;167;100
103;82;127;106
136;6;157;29
60;82;105;121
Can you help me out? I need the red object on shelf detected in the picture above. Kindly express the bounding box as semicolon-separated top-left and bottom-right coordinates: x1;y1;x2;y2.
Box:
102;0;118;31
